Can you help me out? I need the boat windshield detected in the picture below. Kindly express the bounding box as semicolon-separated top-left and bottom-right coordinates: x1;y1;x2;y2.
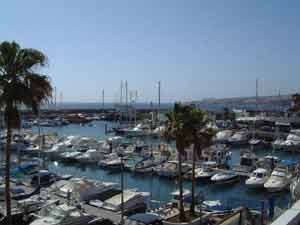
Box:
272;170;286;177
254;173;264;178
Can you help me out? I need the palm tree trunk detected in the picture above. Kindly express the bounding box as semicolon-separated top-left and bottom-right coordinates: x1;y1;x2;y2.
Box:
5;115;12;225
190;144;196;216
177;144;186;222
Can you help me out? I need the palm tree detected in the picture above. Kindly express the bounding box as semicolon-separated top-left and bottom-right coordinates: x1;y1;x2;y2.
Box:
0;41;52;225
165;103;192;222
188;108;215;216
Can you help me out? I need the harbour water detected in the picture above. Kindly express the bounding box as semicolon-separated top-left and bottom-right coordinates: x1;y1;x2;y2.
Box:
30;120;295;210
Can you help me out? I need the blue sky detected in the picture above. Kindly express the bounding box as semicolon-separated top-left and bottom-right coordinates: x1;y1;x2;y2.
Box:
1;1;300;102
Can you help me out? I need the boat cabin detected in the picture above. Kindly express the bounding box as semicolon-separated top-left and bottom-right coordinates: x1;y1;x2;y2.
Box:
252;168;268;179
201;144;231;166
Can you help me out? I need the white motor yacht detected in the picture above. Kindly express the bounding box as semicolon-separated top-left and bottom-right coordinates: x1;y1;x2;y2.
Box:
59;151;82;163
249;138;270;150
154;161;190;178
21;144;41;154
90;189;149;214
170;189;191;203
245;168;269;189
272;137;285;150
228;131;249;146
214;130;234;144
133;157;159;173
98;153;122;170
232;150;258;173
75;149;104;164
211;172;239;184
29;203;95;225
184;161;217;180
50;177;117;202
264;160;296;192
201;144;231;166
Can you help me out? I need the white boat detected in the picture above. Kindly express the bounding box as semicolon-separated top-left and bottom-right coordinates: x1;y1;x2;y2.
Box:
170;189;191;203
211;172;239;184
105;158;123;170
50;177;117;202
97;140;112;154
184;161;217;180
264;160;296;192
201;144;231;166
249;138;270;150
290;176;300;202
273;130;300;151
245;168;270;189
214;130;234;144
256;155;279;171
272;137;285;150
154;161;190;178
228;131;249;146
21;144;41;154
44;140;74;158
29;203;95;225
59;151;82;163
75;149;104;164
90;189;149;213
133;157;159;173
232;150;258;173
98;153;122;170
124;124;152;138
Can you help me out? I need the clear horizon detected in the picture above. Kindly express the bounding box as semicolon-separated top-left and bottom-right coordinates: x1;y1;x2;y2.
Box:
1;1;300;102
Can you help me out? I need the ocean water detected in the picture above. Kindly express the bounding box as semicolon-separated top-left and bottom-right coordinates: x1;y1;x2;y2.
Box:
29;121;297;210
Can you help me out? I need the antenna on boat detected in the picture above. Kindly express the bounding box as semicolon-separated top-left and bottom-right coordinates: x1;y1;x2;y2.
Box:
256;78;258;112
120;80;123;104
158;81;161;124
59;92;63;110
54;86;57;111
125;80;128;123
135;90;138;126
102;89;105;110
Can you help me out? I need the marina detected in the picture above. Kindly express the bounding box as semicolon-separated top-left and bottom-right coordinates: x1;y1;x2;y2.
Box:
2;112;300;224
1;2;300;224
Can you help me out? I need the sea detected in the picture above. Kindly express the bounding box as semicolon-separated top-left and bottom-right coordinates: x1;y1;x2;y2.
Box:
27;120;297;211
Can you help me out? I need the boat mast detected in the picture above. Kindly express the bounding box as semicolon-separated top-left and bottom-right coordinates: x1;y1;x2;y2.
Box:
54;86;57;111
59;92;63;110
125;80;128;124
102;89;105;110
120;151;124;225
157;81;161;127
135;90;138;126
254;78;259;139
256;78;258;112
120;81;123;124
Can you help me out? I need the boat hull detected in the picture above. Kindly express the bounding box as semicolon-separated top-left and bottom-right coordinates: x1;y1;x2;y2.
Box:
211;175;239;184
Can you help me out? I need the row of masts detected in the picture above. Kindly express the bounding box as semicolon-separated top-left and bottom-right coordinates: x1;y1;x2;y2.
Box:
46;81;162;117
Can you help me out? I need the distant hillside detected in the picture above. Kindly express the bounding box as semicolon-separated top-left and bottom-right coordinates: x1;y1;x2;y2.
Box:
188;94;293;111
191;95;291;105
